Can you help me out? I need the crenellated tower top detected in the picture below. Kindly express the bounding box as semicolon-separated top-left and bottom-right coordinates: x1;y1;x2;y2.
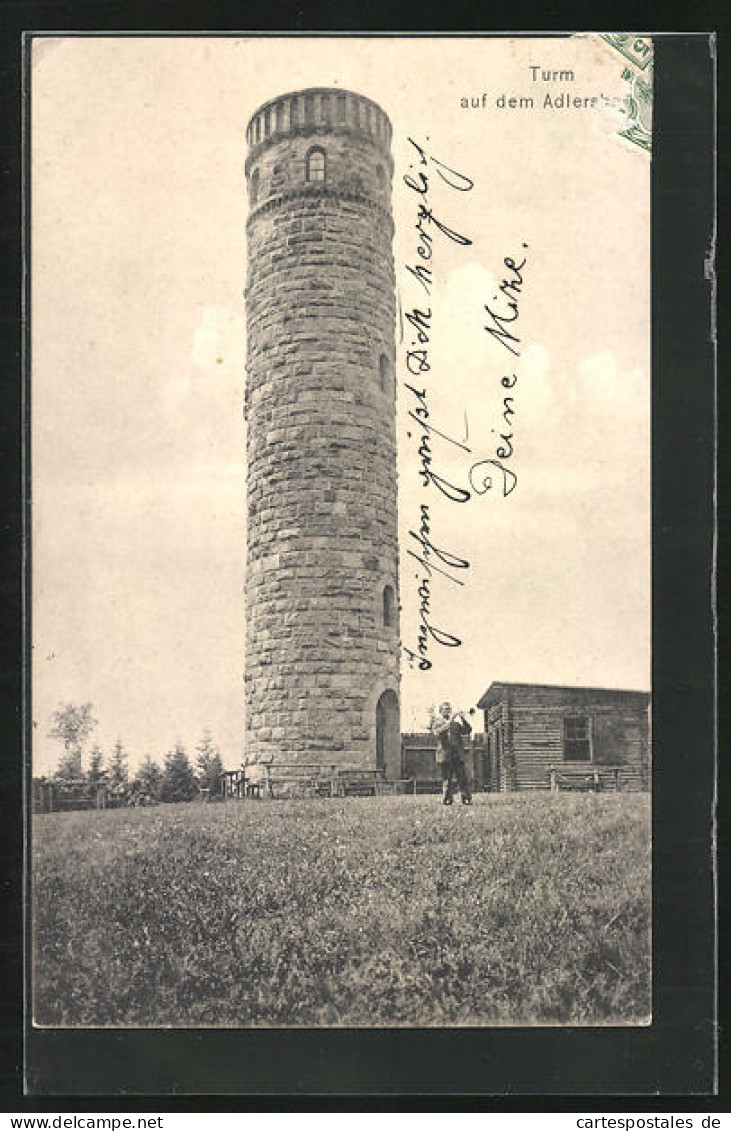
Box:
245;87;393;166
244;86;394;224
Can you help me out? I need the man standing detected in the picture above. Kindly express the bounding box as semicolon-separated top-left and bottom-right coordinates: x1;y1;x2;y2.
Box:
432;701;473;806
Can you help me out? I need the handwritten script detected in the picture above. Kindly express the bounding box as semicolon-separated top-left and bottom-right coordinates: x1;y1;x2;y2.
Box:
468;249;528;499
401;136;528;673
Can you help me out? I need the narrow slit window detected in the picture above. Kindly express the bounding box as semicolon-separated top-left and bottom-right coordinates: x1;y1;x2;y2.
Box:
379;353;391;391
383;585;396;627
250;169;260;204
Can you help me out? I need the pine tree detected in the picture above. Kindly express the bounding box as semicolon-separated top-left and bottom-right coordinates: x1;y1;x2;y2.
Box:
160;742;197;803
195;729;224;795
87;744;105;786
108;740;129;795
134;755;162;800
54;750;81;783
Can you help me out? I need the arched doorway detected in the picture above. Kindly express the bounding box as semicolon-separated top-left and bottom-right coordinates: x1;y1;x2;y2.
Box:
376;689;401;781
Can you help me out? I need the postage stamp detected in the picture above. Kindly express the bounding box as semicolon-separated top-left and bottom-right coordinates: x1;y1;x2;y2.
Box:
598;33;653;153
598;33;654;72
618;64;653;153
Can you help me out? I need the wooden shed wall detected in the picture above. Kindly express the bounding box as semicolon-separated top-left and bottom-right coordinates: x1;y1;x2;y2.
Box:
402;733;487;788
482;700;514;792
484;687;649;792
402;740;438;780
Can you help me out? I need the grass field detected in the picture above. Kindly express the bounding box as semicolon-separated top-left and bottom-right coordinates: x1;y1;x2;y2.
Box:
33;792;651;1027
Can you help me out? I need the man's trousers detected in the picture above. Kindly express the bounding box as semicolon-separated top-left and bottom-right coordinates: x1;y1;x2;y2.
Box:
440;757;471;803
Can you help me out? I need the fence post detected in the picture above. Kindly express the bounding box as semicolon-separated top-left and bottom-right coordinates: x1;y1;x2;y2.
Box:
593;769;600;792
549;766;557;793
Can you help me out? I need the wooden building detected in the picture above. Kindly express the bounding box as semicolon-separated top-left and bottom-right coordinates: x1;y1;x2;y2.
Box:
33;777;109;813
402;732;487;793
476;682;650;792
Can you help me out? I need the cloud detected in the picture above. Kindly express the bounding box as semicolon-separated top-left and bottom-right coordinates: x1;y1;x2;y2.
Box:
579;351;648;417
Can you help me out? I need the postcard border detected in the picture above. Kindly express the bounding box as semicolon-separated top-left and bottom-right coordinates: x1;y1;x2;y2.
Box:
7;27;718;1104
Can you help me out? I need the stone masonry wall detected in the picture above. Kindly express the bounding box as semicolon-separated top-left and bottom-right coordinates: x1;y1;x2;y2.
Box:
244;89;400;768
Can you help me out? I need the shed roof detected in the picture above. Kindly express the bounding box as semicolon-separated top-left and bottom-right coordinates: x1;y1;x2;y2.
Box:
476;681;651;709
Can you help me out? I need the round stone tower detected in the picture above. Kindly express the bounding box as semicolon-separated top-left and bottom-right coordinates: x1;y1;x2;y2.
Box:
244;88;401;778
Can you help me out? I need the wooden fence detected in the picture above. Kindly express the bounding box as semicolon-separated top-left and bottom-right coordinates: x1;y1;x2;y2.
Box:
548;765;648;792
220;764;418;800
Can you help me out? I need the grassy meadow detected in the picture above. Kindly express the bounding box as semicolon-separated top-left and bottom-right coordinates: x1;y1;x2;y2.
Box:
33;792;651;1027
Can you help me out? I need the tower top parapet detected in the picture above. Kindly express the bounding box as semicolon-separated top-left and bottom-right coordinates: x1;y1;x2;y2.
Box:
245;87;392;159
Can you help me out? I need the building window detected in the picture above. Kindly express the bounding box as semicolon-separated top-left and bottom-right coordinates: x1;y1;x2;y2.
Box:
564;715;592;761
376;164;386;191
306;146;326;182
379;353;391;391
383;584;395;627
250;169;260;204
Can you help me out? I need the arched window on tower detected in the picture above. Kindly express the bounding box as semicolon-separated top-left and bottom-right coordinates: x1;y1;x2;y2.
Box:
306;146;326;183
376;165;386;192
383;584;396;627
379;352;391;391
250;168;260;204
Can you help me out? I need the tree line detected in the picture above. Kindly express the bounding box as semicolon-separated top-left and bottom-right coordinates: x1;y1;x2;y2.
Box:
45;702;225;803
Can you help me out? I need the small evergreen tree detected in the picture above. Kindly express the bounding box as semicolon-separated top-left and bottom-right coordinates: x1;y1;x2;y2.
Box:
108;740;129;795
160;742;197;803
54;750;81;783
134;755;162;800
195;729;224;795
87;744;105;786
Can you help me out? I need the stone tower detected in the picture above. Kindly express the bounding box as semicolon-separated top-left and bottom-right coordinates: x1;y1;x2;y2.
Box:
244;88;401;778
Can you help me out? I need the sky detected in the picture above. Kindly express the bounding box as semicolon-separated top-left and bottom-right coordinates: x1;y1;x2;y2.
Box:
31;35;651;773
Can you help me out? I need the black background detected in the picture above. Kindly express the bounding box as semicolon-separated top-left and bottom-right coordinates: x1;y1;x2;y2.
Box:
0;15;722;1107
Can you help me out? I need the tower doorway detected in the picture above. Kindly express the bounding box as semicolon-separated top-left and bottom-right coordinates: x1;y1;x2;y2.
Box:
376;690;400;781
